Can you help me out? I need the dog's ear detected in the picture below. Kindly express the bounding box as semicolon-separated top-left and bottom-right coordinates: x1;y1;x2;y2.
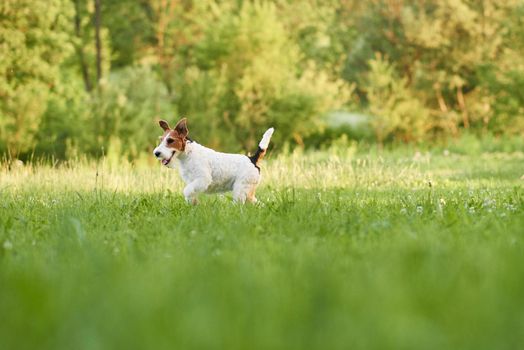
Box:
159;120;170;131
174;118;188;137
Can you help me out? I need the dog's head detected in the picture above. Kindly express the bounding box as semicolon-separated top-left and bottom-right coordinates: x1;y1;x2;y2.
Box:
153;118;189;167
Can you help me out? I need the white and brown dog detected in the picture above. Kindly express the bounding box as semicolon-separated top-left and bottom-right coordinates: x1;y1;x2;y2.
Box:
153;118;274;204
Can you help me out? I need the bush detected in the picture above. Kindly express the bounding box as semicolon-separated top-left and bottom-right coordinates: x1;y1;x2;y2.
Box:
89;65;174;159
363;55;430;144
35;71;90;159
0;0;74;157
175;1;352;151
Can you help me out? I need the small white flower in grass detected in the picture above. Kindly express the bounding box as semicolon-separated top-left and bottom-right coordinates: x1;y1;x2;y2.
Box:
3;240;13;250
400;208;407;215
439;198;446;206
482;198;495;208
416;206;423;214
469;207;476;214
504;203;517;212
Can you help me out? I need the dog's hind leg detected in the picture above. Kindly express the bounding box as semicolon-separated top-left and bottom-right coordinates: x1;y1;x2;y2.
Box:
233;183;258;204
247;186;258;204
232;182;250;204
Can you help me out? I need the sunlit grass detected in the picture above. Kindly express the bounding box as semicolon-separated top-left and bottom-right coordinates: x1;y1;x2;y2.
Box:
1;148;523;349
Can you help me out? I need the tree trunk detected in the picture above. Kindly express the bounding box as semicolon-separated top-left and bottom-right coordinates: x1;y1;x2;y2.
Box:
73;0;92;92
434;85;458;136
457;87;469;129
94;0;102;84
155;0;177;94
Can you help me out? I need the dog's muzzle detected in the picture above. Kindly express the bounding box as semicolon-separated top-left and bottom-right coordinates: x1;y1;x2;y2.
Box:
160;151;175;166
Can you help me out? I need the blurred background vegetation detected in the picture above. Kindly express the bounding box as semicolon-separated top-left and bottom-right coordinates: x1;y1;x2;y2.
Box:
1;0;523;160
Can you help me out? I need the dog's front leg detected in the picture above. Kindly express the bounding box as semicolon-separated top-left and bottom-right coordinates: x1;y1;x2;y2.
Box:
183;178;211;205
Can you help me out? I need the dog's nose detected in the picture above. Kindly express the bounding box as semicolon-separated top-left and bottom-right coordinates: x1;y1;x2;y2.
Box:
154;151;161;157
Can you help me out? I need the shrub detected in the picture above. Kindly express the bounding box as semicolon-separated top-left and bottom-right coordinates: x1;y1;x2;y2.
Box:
35;71;90;159
89;65;174;159
364;55;430;144
175;1;352;151
0;0;74;156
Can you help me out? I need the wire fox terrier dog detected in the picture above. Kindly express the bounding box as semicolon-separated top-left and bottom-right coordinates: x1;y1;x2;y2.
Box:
153;118;274;204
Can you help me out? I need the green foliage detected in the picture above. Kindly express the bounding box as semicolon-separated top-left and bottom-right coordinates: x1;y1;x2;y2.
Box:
35;71;90;159
1;0;524;160
347;0;524;138
177;1;351;150
0;0;74;155
90;65;174;158
492;68;524;134
364;55;430;143
33;66;172;160
70;0;112;89
101;0;155;68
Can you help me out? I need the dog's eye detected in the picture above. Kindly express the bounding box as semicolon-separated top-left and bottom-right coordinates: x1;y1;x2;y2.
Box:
166;138;174;144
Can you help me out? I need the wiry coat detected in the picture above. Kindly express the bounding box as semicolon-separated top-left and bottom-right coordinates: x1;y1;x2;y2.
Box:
153;118;274;204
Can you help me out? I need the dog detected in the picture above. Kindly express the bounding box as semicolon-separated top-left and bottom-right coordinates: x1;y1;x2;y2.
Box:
153;118;274;204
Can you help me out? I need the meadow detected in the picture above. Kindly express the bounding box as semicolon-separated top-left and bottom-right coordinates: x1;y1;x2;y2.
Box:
0;142;523;350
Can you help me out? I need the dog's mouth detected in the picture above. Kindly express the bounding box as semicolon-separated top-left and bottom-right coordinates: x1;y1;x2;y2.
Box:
162;151;175;166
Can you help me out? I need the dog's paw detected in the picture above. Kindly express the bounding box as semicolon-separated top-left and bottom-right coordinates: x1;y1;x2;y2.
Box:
185;196;199;205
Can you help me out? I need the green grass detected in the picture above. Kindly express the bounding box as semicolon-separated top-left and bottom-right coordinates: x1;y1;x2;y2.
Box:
1;147;523;350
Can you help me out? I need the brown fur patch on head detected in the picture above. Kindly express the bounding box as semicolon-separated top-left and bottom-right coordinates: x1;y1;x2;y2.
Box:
158;118;190;152
159;120;170;131
174;118;188;137
162;129;187;152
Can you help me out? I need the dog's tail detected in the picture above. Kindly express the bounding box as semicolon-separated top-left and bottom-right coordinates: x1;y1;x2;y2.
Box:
249;127;274;170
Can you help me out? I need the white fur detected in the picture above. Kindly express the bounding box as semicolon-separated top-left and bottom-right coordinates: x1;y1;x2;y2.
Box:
153;128;274;204
154;133;176;165
259;128;274;149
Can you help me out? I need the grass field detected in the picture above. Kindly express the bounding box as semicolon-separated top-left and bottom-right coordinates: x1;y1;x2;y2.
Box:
1;144;523;350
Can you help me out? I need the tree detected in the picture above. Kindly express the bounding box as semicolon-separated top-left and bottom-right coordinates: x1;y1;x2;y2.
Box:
0;0;75;156
344;0;524;139
176;1;352;150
